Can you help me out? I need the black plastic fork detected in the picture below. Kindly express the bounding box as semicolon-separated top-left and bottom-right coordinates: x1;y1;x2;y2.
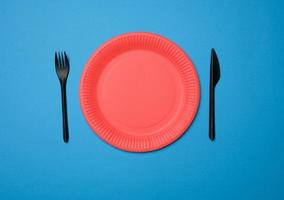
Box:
55;52;70;143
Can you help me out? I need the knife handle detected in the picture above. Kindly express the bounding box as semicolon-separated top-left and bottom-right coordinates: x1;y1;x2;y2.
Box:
209;82;215;141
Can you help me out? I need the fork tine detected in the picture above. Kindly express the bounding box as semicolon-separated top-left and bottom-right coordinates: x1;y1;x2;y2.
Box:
64;51;69;68
61;52;65;68
58;52;61;68
55;52;59;69
59;52;63;68
57;52;60;68
62;52;66;68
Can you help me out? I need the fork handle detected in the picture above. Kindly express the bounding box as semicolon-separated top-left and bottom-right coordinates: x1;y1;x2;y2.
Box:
60;82;69;143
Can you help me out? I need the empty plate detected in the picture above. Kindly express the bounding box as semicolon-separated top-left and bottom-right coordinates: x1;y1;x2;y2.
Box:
80;32;200;152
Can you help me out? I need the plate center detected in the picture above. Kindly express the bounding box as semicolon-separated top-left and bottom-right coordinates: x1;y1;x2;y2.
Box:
97;49;183;136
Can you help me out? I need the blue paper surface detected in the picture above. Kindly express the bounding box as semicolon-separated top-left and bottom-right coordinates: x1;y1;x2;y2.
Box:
0;0;283;199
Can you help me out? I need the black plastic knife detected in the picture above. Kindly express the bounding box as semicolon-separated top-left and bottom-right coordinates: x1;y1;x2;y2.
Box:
209;48;220;141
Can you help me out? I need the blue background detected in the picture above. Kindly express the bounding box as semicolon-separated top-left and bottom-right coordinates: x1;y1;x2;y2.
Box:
0;0;283;199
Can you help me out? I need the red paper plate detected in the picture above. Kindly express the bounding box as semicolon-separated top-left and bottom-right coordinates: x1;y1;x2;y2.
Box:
80;32;200;152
